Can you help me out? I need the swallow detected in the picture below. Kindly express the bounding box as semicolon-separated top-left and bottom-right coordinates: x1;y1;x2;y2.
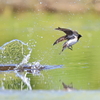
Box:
53;27;82;54
62;82;76;91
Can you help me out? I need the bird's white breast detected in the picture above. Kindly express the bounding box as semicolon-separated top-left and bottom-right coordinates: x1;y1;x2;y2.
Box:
67;36;78;46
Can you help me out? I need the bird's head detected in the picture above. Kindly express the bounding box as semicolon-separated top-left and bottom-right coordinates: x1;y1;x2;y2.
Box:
73;31;82;39
78;34;82;39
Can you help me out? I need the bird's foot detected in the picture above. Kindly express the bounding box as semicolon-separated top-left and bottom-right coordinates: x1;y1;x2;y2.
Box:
68;46;73;50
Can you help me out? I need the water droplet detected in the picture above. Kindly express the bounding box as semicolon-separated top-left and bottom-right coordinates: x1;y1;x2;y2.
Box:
40;2;42;4
41;36;43;38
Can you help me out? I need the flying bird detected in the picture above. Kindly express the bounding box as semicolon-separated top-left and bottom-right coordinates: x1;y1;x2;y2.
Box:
53;27;82;54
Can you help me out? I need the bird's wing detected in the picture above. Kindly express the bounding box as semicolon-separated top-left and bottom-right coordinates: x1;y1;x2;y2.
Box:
53;35;67;45
55;27;73;35
66;35;75;40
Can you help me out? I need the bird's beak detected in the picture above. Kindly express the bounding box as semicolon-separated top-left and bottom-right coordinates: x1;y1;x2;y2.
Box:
80;34;82;37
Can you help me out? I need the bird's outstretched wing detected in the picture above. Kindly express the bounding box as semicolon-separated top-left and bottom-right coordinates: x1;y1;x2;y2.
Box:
53;35;67;45
55;27;73;35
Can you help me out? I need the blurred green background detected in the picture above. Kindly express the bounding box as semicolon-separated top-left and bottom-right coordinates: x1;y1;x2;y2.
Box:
0;0;100;90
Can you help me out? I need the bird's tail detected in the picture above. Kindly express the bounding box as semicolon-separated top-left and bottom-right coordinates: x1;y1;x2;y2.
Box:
55;27;61;30
59;50;63;55
59;46;67;55
59;51;64;55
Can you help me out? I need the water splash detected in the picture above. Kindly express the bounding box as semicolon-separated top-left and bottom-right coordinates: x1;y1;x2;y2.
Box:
0;39;33;90
14;70;32;90
15;48;32;69
0;39;27;48
12;40;32;90
0;39;30;64
0;39;63;90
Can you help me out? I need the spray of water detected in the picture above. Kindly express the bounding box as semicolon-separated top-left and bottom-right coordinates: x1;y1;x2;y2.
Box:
0;39;62;90
14;70;32;90
13;41;33;90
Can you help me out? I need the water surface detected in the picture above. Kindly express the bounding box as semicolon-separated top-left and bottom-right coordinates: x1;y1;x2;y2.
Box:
0;90;100;100
0;12;100;95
